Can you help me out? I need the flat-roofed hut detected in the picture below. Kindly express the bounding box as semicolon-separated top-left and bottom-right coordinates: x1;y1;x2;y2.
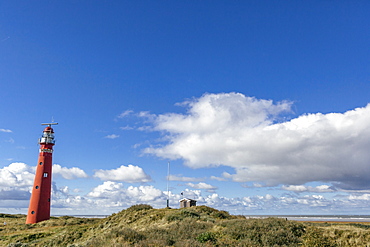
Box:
179;198;197;208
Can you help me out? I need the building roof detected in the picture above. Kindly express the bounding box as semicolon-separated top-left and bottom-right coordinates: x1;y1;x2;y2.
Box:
179;198;197;202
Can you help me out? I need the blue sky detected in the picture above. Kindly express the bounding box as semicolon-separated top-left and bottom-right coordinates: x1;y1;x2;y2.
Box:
1;1;370;215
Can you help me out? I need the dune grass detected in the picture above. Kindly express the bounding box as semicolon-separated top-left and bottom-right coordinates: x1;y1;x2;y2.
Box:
1;206;370;246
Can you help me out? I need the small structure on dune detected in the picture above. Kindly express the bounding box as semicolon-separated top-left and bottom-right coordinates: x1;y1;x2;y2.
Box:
179;198;197;208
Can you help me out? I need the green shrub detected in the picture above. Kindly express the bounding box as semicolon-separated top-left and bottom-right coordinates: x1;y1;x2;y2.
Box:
126;204;153;212
108;227;146;244
193;205;218;215
210;210;232;219
166;209;200;222
218;218;304;246
166;214;183;222
196;232;217;243
0;214;25;219
302;227;337;247
180;209;200;218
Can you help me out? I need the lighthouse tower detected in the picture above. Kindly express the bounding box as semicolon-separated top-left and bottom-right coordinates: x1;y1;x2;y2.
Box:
26;123;58;224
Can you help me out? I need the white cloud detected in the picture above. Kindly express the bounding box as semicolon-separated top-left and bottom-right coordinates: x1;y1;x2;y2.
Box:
80;181;165;213
265;194;275;200
253;183;264;188
282;184;335;193
93;164;151;183
53;164;88;179
126;185;163;201
50;183;346;215
348;194;370;201
87;181;163;202
0;163;35;204
180;188;203;200
105;134;120;139
117;110;133;119
0;129;12;133
87;181;125;198
141;92;370;190
2;163;370;215
143;92;292;163
0;163;88;206
120;126;134;130
168;174;204;182
296;195;330;207
0;163;35;188
210;176;227;181
5;138;14;143
186;182;218;193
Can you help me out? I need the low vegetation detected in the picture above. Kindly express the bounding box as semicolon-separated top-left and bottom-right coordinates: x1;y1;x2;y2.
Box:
1;206;370;246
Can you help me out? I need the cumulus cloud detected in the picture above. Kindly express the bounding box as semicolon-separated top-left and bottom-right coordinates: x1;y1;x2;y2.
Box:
50;182;94;211
0;128;12;133
0;163;87;203
5;138;15;143
117;110;133;119
88;181;163;202
348;194;370;200
87;181;125;198
282;184;336;193
141;92;370;190
0;163;35;188
210;176;227;181
53;164;88;179
2;163;369;215
105;134;120;139
0;163;35;208
168;174;204;182
50;182;353;215
120;126;134;130
186;182;218;193
126;185;163;201
93;165;151;183
83;181;165;212
0;163;157;214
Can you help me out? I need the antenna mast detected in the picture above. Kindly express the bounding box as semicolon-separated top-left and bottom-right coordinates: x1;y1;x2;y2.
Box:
41;122;58;127
166;161;170;208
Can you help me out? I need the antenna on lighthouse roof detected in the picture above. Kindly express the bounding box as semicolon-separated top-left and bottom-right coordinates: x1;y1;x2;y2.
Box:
41;117;58;127
41;122;58;127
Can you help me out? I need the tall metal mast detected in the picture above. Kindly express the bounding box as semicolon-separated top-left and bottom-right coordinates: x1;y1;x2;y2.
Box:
166;161;170;208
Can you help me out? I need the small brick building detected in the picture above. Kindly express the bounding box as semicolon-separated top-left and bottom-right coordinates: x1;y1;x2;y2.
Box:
179;198;197;208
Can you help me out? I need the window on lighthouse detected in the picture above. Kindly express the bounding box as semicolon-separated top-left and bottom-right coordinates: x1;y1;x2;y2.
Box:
43;173;48;178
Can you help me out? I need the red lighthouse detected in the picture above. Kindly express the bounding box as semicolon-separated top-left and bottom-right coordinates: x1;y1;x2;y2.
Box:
26;123;58;224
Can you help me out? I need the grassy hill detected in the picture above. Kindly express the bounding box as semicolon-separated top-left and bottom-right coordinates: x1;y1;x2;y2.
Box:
1;205;370;246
